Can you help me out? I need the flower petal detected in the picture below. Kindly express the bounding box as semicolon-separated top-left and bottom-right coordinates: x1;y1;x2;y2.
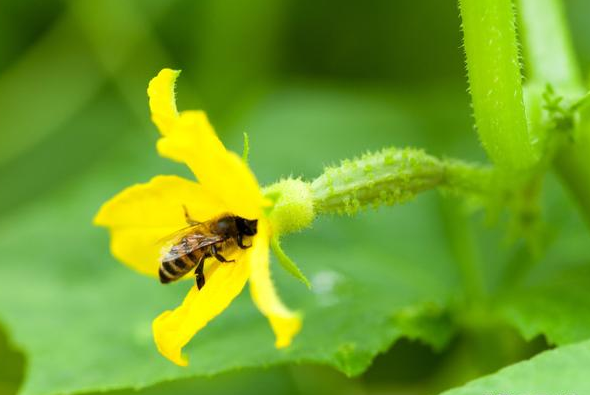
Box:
152;259;250;366
157;110;264;219
94;175;226;276
147;68;180;136
248;220;302;348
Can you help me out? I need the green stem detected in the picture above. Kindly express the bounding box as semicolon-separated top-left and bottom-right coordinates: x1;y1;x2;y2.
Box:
517;0;590;226
310;147;493;215
242;132;250;163
517;0;582;91
440;198;485;304
459;0;537;170
554;137;590;226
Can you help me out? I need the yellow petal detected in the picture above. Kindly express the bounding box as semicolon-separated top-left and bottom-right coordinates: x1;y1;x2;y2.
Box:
157;110;264;219
152;258;250;366
94;175;226;276
248;220;302;348
147;68;180;136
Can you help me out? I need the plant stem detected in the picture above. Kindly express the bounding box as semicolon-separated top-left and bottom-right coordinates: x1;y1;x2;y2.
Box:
517;0;583;91
310;147;493;215
554;137;590;226
459;0;537;170
440;198;485;304
517;0;590;226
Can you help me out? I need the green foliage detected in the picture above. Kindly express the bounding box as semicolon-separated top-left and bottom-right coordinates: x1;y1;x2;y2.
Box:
0;88;466;395
498;220;590;345
1;86;585;395
0;327;24;395
500;267;590;345
2;0;590;394
517;0;590;225
441;339;590;395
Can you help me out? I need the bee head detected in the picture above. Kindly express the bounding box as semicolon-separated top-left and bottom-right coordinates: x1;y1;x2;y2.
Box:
236;217;258;236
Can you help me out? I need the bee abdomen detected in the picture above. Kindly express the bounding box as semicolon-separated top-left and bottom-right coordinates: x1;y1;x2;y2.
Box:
159;255;195;284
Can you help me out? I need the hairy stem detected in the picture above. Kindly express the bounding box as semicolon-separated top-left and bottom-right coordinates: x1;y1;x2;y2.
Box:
554;136;590;225
310;148;493;215
517;0;590;226
459;0;537;170
517;0;582;91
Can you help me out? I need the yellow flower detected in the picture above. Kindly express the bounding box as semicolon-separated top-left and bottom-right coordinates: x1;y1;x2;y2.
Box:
94;69;301;366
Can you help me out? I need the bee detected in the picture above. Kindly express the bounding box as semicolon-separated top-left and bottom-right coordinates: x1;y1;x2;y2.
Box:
158;206;258;289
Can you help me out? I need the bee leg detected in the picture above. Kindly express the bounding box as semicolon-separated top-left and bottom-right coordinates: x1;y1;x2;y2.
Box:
194;254;206;290
211;244;235;263
183;205;201;226
195;267;205;290
237;233;252;249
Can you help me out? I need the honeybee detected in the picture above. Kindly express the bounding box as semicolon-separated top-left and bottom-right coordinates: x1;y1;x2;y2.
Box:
158;206;258;289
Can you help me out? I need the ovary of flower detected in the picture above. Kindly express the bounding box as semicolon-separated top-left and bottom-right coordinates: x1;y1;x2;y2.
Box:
93;69;301;366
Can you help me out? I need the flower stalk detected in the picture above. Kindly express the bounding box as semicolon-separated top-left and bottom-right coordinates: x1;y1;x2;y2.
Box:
310;148;493;216
263;148;494;291
264;148;494;234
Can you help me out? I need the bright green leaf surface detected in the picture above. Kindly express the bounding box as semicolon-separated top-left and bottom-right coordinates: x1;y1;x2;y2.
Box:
441;339;590;395
493;175;590;346
500;266;590;345
499;230;590;344
0;325;24;395
3;1;590;394
0;86;467;395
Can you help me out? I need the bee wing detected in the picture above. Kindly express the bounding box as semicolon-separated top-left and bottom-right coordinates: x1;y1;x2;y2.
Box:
161;233;226;262
155;223;209;246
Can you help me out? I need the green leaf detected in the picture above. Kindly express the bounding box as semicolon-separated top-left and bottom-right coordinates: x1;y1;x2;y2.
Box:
497;181;590;345
499;262;590;346
441;339;590;395
0;323;25;395
0;0;174;168
83;365;356;395
0;86;466;395
392;303;455;351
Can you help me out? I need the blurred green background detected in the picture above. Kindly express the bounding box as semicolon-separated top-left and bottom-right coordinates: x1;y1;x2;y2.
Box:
1;1;590;395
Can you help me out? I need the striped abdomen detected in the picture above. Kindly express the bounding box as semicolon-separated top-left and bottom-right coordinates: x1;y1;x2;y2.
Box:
159;252;204;284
